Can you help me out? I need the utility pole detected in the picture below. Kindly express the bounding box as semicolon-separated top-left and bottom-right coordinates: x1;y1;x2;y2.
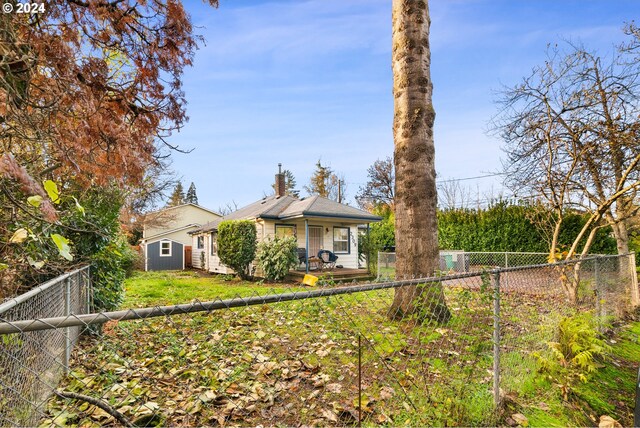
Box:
338;179;342;203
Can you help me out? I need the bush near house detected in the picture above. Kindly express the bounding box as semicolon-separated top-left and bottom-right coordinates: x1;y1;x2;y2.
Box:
256;236;298;281
359;210;394;270
217;220;257;280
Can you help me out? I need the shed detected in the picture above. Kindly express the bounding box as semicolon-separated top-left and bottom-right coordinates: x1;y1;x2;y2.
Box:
145;239;184;271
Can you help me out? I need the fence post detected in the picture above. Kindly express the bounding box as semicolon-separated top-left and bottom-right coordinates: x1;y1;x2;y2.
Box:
634;364;640;428
504;252;509;289
630;252;639;308
595;257;603;332
63;276;71;374
492;270;501;408
84;267;90;313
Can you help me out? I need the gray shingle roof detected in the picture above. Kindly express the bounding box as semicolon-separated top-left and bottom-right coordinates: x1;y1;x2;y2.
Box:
278;195;381;221
191;194;380;234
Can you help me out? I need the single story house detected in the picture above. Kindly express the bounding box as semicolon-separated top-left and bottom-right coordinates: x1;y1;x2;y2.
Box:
140;203;222;271
190;168;381;275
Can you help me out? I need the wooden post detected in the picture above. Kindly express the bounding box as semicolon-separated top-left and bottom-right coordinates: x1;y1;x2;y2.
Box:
305;219;309;274
630;252;639;308
492;271;501;408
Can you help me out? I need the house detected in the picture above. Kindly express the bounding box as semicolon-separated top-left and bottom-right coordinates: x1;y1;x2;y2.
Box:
190;167;381;275
141;203;222;271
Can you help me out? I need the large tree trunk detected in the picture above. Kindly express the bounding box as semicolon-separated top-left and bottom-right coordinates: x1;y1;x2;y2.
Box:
389;0;451;323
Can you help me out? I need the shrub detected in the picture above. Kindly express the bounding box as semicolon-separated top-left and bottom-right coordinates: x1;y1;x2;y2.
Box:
256;236;298;281
217;220;257;280
90;236;136;311
359;211;395;271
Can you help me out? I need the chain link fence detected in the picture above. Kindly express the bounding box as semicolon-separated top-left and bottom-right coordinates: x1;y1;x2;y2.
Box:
0;266;91;427
0;256;638;426
378;251;555;279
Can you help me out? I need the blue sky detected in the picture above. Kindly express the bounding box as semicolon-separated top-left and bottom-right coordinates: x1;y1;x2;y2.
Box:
166;0;638;211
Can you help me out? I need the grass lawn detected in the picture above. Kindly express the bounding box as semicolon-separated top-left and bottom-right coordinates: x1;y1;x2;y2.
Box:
38;271;640;427
499;319;640;427
122;270;301;307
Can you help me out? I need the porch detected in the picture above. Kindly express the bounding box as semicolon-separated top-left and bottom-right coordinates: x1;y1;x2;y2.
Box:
286;266;372;282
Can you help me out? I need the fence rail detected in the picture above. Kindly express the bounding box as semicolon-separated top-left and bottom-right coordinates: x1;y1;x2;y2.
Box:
1;256;638;427
377;250;553;279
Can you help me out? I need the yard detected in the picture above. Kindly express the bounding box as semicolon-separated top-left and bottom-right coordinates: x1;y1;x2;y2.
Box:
41;269;640;427
121;270;301;307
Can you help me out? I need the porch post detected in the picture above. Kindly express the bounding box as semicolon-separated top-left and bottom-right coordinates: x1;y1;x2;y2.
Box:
305;219;309;274
366;224;370;272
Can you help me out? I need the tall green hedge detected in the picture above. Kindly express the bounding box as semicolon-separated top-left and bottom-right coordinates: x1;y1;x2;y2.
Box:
437;202;616;254
217;220;257;279
360;202;617;257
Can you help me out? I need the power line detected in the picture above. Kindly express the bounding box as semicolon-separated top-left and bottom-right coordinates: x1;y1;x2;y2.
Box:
348;172;504;187
436;173;503;184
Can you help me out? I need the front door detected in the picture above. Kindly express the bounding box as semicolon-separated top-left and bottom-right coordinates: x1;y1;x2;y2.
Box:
308;226;323;258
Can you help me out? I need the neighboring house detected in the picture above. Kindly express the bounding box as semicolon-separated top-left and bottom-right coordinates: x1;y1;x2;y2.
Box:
141;203;222;271
190;169;382;275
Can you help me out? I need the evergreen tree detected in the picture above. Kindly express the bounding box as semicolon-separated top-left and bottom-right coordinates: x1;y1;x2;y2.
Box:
185;182;199;204
305;160;332;197
167;182;185;207
304;160;344;201
271;170;299;197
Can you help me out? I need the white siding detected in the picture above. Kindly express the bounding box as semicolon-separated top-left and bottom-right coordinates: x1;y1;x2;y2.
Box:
191;234;206;270
143;204;221;245
195;219;367;274
262;220;361;269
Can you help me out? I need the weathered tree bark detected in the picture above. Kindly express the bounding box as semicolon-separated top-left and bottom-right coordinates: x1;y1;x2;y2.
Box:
389;0;451;323
611;221;630;255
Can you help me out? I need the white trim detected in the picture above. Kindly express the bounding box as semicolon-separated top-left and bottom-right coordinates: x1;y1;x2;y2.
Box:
333;226;350;254
160;240;172;257
210;232;218;256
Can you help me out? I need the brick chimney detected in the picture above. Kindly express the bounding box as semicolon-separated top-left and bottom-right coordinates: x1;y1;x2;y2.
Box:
275;163;285;197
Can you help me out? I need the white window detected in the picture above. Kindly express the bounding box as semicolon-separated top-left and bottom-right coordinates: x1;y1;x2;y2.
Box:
275;224;295;238
333;227;350;254
197;236;204;249
160;240;172;257
211;232;217;255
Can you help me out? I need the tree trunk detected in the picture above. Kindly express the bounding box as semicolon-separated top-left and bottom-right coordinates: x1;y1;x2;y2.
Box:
389;0;451;323
611;220;630;255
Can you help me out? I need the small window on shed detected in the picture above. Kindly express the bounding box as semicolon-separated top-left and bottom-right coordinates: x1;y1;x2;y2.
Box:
197;236;204;249
160;241;172;257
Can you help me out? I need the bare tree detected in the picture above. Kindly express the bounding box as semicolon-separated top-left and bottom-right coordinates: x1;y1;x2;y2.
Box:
437;178;473;210
356;157;394;211
493;39;640;303
218;200;239;216
389;0;451;323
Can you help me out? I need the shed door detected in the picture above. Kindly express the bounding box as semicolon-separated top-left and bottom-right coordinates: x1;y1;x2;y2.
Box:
308;226;323;257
